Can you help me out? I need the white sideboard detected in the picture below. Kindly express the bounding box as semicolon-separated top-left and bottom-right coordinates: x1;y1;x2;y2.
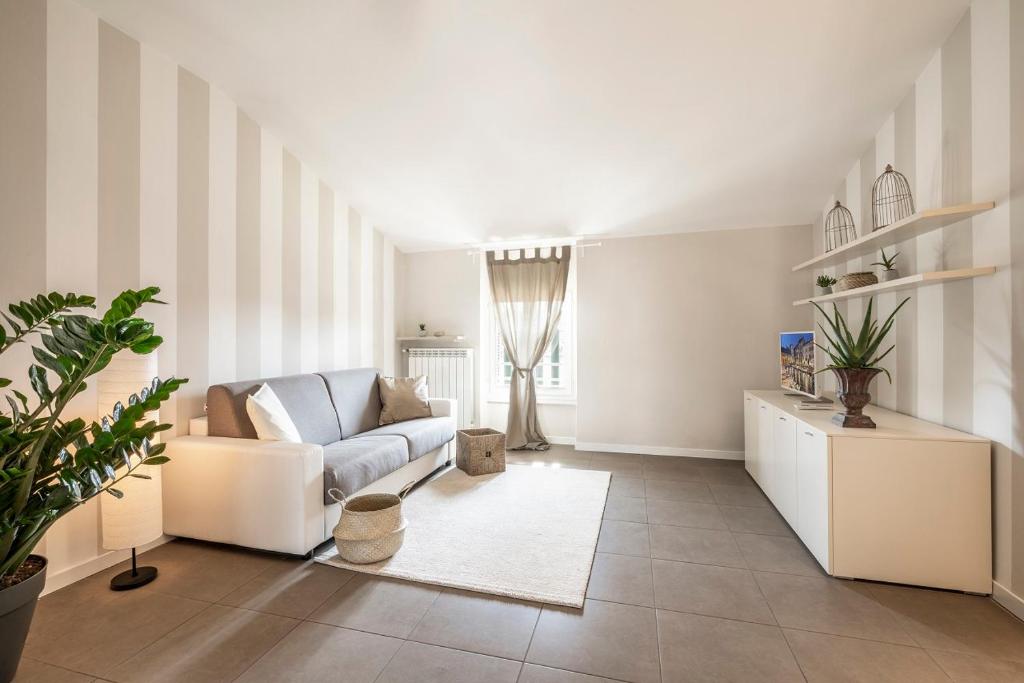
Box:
743;389;991;594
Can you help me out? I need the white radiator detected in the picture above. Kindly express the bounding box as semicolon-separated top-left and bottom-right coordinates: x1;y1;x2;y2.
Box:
406;348;475;428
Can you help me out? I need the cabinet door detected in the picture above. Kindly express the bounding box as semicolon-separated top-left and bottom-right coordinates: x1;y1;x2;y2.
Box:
772;408;798;526
744;394;759;483
756;400;774;497
796;422;830;572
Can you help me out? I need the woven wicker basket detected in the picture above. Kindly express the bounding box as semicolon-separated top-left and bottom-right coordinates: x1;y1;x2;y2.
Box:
456;428;506;476
834;272;878;292
327;482;414;563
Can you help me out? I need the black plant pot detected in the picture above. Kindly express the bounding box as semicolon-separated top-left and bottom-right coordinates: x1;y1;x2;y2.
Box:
0;556;47;683
830;367;883;428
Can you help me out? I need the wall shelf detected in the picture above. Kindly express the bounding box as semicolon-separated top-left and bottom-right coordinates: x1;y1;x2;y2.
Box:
792;202;995;272
793;267;996;307
396;335;466;342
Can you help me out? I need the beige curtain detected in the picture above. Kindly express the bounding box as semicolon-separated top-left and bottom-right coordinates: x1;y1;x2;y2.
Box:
486;247;571;450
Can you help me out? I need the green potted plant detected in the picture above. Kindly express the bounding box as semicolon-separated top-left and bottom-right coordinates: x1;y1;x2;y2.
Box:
0;288;184;683
871;248;900;282
812;296;909;428
417;323;428;338
815;274;837;295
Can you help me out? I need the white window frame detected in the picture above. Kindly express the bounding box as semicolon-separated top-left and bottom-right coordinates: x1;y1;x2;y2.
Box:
484;254;577;406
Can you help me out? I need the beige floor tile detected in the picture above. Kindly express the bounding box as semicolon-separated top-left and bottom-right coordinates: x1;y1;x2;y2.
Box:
697;466;754;486
218;558;354;618
657;610;803;683
376;641;521;683
517;664;620;683
734;533;824;576
652;559;775;624
649;524;746;568
586;553;655;607
608;476;645;498
96;539;280;603
709;484;770;508
527;600;661;683
603;495;647;523
862;583;1024;663
644;479;714;503
409;589;541;659
754;572;915;645
236;621;402;683
719;505;794;537
645;500;727;530
927;649;1024;682
641;461;705;483
105;604;298;683
308;574;441;637
13;659;94;683
24;583;207;677
596;520;651;557
784;628;948;682
588;454;644;477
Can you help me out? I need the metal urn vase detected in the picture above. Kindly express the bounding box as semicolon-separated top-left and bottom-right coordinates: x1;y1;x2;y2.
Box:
830;367;883;428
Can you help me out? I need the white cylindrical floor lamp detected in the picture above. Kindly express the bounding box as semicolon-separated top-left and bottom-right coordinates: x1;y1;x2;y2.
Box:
99;352;163;590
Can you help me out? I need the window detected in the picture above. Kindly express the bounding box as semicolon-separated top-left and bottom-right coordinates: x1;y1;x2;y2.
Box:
485;265;576;404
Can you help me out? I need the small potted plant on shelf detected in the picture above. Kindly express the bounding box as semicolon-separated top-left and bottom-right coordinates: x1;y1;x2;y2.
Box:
0;288;185;683
816;274;837;295
417;323;428;338
812;296;909;428
871;248;900;282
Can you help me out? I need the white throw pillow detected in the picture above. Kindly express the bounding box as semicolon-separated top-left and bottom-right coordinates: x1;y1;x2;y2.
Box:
245;383;302;442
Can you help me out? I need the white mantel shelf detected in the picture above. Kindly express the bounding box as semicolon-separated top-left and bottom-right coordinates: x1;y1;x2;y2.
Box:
793;267;996;307
396;335;466;342
792;202;995;272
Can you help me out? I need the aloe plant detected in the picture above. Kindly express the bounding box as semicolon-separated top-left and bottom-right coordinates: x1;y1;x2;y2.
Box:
0;288;186;584
816;274;837;288
811;296;909;382
871;248;899;271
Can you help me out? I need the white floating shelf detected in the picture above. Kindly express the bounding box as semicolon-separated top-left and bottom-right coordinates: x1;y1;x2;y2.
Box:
792;202;995;272
396;335;466;342
793;267;996;307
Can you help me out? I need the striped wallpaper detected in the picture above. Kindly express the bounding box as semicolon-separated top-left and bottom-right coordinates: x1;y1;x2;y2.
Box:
809;0;1024;615
0;0;397;585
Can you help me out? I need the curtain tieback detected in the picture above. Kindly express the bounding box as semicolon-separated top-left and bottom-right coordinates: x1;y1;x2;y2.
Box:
513;366;532;378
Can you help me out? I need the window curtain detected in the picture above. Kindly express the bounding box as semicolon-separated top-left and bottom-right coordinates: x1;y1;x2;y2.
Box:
486;247;571;450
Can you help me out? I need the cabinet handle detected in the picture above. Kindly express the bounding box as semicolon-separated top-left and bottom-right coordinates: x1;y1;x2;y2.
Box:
760;406;767;410
804;431;814;437
778;416;786;421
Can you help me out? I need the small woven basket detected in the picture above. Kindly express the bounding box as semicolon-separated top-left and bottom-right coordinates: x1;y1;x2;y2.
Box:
834;272;878;292
328;481;414;564
456;428;506;476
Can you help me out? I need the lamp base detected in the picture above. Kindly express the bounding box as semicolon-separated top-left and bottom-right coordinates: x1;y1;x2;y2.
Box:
110;565;157;591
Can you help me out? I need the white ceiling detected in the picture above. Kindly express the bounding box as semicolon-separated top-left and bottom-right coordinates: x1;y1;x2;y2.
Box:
82;0;969;252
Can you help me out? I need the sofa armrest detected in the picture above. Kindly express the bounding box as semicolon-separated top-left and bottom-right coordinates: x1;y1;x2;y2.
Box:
429;397;457;419
162;435;325;555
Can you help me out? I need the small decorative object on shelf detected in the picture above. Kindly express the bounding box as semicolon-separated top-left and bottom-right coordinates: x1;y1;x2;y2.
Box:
812;296;910;428
824;201;857;252
871;248;900;282
816;274;837;295
871;164;915;230
834;272;878;292
417;323;428;338
433;330;446;338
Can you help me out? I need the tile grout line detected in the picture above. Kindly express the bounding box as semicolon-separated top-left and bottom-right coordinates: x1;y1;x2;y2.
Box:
648;521;664;683
746;545;809;683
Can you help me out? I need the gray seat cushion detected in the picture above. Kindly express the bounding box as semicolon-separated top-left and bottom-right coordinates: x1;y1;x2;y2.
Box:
351;417;455;461
322;436;409;503
319;368;382;438
206;374;342;445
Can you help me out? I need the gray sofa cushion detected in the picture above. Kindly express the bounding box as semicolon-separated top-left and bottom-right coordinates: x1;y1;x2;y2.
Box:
351;416;455;461
207;374;342;445
323;436;409;503
319;368;382;438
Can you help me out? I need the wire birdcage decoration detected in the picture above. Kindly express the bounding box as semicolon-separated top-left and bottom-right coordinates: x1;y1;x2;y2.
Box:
824;200;857;252
871;163;915;230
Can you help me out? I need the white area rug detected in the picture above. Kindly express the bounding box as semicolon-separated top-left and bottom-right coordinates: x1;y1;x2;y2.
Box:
315;465;610;608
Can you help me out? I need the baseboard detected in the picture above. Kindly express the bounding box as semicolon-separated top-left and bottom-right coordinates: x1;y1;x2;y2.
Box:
993;580;1024;622
41;534;173;596
574;441;744;461
547;436;576;446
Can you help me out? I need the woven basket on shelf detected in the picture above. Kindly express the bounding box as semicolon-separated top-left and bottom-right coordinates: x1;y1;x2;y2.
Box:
834;272;879;292
327;482;414;564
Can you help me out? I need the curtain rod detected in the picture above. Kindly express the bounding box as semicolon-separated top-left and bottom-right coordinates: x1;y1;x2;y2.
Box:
465;240;602;256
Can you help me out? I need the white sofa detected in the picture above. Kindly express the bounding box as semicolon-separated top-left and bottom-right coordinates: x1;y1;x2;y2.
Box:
162;368;456;556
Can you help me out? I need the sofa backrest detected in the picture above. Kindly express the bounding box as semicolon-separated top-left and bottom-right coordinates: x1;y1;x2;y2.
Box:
206;373;342;445
318;368;382;438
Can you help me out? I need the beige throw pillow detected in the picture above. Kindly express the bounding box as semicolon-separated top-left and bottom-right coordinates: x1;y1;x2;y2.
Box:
378;375;432;425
